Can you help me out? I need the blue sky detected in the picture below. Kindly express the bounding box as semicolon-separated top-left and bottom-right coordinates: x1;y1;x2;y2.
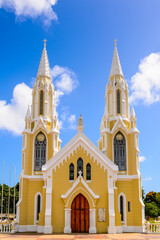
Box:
0;0;160;195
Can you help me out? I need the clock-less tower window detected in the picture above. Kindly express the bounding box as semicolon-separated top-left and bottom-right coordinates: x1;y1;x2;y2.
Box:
39;90;44;115
34;132;46;171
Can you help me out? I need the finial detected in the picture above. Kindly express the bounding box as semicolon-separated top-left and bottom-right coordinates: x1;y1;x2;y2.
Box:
77;114;84;133
114;39;117;47
43;39;47;48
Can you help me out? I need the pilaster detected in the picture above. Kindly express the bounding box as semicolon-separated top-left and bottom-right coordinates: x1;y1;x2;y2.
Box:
64;209;71;233
89;209;97;233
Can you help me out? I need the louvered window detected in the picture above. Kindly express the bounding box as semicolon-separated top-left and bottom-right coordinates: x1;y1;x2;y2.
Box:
117;90;120;114
34;132;46;171
114;131;126;170
40;91;44;115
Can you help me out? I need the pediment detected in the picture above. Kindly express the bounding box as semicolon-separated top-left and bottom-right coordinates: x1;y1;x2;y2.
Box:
42;132;118;173
61;174;99;208
111;116;129;135
32;116;49;135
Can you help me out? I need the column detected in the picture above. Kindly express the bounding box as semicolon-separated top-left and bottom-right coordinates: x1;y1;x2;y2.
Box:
89;209;96;233
107;172;116;234
64;209;71;233
44;173;52;234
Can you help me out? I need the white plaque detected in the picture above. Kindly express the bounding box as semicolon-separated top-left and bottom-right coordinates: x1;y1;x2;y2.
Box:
98;208;106;222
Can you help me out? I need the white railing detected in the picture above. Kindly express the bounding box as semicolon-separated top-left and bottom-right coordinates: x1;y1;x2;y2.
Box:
145;222;160;233
0;223;12;233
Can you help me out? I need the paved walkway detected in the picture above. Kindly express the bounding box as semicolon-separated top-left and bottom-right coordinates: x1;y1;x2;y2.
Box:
0;233;160;240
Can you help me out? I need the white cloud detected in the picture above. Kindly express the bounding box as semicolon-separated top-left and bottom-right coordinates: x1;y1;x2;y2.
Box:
0;83;32;135
0;0;57;25
51;65;79;106
0;65;78;134
129;52;160;105
142;176;152;181
68;114;76;130
139;156;146;162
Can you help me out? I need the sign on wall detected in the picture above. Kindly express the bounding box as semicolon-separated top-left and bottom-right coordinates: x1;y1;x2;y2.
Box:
98;208;106;222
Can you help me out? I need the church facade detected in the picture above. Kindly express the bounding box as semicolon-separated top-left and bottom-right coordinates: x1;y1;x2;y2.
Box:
16;40;145;234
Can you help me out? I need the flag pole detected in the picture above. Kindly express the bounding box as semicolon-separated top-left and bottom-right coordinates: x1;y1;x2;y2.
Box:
8;164;11;223
13;167;16;220
1;160;4;223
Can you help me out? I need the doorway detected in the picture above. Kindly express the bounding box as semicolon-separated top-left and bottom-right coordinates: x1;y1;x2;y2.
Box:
71;193;89;233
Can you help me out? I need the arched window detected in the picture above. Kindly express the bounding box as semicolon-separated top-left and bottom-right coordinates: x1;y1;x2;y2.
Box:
37;194;41;221
120;195;124;221
69;163;74;181
34;132;46;171
77;158;83;177
114;131;126;170
117;90;120;114
86;163;91;180
40;90;44;115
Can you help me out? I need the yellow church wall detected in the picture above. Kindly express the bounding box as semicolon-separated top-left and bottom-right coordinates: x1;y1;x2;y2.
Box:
105;130;139;176
114;188;122;226
23;131;54;176
19;179;44;225
51;146;109;233
116;179;142;226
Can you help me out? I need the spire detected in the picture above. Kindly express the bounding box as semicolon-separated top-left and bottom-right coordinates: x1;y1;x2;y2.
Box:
37;39;51;79
131;107;136;119
25;105;31;119
110;40;123;78
77;114;84;133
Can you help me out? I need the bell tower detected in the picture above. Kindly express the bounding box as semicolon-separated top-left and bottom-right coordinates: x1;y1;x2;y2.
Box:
98;40;139;176
22;40;61;176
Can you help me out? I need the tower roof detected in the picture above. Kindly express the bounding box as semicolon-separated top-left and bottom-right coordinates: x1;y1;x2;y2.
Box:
37;39;51;79
110;40;123;78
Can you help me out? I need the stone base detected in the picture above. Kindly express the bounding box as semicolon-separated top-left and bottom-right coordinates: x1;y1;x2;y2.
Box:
64;227;71;233
89;227;97;233
108;226;116;234
44;226;52;234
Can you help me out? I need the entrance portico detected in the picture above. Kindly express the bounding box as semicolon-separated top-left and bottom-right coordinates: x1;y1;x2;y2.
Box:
61;172;99;233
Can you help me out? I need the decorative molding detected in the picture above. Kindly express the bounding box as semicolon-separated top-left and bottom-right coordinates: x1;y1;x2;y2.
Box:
61;175;99;201
42;132;118;174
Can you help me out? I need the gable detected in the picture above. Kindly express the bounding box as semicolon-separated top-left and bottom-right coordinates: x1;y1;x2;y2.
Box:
42;132;118;173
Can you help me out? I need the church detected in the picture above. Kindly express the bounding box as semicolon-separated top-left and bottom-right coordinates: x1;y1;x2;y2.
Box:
16;40;145;234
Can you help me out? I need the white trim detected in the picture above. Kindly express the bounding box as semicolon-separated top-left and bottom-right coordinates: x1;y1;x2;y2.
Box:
37;226;44;233
18;225;38;232
34;192;42;225
61;175;99;201
122;225;144;233
118;192;127;226
117;174;140;180
115;226;123;233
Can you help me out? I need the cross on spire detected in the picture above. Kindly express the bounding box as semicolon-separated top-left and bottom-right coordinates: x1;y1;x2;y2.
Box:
43;39;47;48
114;39;117;47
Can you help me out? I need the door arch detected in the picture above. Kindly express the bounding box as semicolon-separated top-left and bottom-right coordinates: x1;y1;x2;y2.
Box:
71;193;89;233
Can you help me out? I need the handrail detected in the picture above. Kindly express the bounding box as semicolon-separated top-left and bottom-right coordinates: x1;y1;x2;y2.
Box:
145;222;160;233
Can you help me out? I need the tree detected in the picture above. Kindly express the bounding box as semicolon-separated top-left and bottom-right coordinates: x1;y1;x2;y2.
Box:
145;202;159;218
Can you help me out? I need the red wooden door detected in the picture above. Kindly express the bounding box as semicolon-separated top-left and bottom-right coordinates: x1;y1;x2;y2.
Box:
71;194;89;233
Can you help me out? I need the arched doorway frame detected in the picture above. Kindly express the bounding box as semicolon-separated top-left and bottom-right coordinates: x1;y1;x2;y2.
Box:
61;176;99;233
